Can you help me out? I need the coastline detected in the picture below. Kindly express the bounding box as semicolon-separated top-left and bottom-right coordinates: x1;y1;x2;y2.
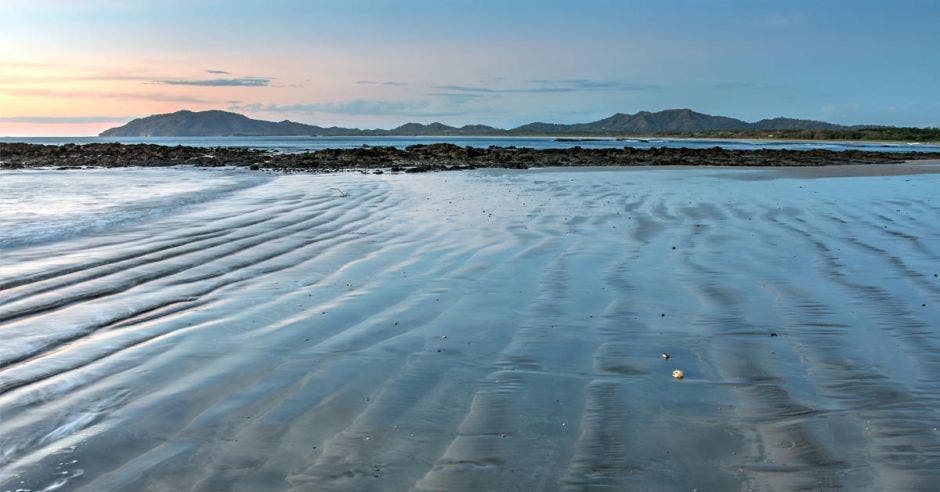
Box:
3;142;940;173
4;134;938;146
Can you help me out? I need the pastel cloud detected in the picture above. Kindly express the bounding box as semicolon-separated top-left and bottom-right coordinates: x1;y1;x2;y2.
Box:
432;80;661;94
233;99;480;117
155;77;272;87
356;80;409;86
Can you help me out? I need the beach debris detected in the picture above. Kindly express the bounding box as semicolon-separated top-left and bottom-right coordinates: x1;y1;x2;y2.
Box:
672;369;684;379
327;187;348;197
661;352;670;360
770;332;778;337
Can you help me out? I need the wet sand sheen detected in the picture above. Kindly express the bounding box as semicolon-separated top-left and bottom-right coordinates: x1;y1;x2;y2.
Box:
1;165;939;491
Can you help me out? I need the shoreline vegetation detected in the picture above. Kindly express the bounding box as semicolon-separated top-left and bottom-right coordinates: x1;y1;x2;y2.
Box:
623;128;940;142
3;142;940;173
554;129;940;143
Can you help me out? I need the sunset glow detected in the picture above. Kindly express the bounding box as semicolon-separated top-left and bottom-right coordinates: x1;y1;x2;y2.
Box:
2;0;939;135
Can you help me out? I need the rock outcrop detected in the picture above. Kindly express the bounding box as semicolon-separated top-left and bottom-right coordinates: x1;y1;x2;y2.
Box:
4;142;939;173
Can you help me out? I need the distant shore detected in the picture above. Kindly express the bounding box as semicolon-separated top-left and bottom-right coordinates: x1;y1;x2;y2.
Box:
96;109;940;143
3;142;940;173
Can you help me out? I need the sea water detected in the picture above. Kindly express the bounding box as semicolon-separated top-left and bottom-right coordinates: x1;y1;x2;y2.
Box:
2;135;938;153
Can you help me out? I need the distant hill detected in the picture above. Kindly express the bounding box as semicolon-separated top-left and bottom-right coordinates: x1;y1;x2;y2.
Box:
751;117;842;131
389;122;501;135
100;110;501;137
570;109;752;133
99;110;347;137
101;108;922;138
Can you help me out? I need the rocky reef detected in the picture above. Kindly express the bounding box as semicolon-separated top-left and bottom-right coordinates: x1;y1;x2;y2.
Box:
3;142;939;173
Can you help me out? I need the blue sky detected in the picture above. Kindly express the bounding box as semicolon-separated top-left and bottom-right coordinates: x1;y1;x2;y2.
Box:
1;0;938;134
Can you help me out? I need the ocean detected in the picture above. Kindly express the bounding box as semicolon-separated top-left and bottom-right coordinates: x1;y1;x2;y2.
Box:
3;135;939;153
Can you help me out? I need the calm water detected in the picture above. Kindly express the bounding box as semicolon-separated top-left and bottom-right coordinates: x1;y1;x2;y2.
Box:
3;135;939;153
0;167;267;250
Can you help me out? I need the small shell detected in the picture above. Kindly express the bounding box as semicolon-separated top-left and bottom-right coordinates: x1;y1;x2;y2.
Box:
672;369;684;379
661;352;670;360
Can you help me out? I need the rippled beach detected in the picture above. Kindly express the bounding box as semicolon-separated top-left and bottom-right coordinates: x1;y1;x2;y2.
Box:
2;165;939;490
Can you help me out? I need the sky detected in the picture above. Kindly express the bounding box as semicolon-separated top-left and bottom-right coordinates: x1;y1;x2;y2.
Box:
1;0;938;136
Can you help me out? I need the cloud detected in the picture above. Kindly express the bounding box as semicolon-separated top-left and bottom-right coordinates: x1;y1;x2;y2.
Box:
2;88;215;103
430;85;504;94
235;99;430;116
154;77;272;87
356;80;408;86
529;79;662;91
0;62;265;85
427;92;486;105
231;99;495;117
432;79;660;94
0;116;130;124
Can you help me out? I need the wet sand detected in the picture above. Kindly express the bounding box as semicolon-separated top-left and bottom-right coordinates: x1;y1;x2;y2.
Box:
2;165;939;490
776;159;940;178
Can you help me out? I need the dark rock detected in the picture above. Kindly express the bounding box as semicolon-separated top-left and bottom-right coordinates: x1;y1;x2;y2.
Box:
2;142;939;174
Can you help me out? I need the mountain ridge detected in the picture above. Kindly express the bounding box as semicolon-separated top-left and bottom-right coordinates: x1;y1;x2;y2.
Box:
98;108;903;137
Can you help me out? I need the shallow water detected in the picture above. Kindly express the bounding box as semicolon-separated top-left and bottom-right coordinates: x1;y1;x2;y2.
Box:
1;167;939;490
3;135;939;153
0;168;267;250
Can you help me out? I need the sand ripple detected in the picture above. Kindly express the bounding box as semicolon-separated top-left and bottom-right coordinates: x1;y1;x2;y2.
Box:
2;166;939;490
